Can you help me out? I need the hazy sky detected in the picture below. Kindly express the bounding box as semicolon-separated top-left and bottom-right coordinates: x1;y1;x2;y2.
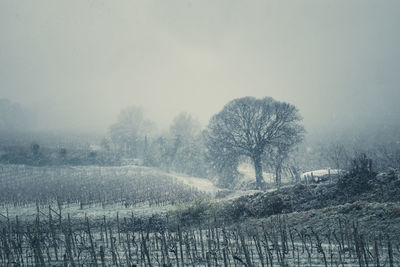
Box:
1;0;399;134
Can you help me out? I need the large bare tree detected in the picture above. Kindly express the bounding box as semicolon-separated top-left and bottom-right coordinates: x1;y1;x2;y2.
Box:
206;97;304;189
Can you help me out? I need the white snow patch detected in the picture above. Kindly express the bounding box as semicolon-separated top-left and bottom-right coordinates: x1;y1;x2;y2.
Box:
116;165;218;194
167;172;218;194
301;169;341;179
238;163;274;184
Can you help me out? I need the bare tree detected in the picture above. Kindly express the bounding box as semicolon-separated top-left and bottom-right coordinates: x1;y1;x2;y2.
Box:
168;112;207;177
206;97;304;189
264;139;301;188
320;143;350;174
109;106;156;158
370;142;400;171
206;134;241;188
169;112;201;142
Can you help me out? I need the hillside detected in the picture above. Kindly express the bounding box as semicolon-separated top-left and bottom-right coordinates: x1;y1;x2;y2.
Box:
2;164;400;266
0;164;215;221
215;169;400;221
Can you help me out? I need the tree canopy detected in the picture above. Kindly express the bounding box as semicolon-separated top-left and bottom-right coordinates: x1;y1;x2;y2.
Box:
109;106;155;157
206;96;304;189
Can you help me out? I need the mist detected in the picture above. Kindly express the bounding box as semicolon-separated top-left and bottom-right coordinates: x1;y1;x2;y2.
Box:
1;0;399;137
2;2;400;264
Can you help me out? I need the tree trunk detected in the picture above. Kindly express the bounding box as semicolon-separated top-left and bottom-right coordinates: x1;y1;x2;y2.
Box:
275;164;282;188
291;166;300;183
252;154;264;189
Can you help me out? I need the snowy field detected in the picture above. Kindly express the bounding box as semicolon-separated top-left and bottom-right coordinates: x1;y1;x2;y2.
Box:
237;163;275;184
301;169;341;178
0;164;215;220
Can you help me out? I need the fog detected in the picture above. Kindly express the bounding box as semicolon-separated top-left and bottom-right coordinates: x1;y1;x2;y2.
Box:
1;0;399;136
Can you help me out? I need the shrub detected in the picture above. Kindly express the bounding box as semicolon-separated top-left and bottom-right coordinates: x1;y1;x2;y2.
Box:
337;153;375;195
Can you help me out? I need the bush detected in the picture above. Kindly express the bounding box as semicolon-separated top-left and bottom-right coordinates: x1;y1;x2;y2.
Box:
170;199;213;227
337;153;375;195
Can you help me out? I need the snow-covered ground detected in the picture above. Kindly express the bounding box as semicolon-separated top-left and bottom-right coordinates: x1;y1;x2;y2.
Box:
301;169;341;179
0;164;219;221
3;201;177;221
106;164;219;194
167;172;218;194
237;163;275;184
108;164;219;194
110;164;219;193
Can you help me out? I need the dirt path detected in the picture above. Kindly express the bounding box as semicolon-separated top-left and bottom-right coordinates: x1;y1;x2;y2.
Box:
167;172;219;194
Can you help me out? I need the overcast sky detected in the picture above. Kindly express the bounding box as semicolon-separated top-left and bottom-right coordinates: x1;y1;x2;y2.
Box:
1;0;399;135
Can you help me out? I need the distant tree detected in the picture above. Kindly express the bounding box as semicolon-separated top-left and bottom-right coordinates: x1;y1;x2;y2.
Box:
206;97;304;189
168;112;207;177
264;138;302;187
59;148;67;158
206;134;240;187
163;112;199;168
320;143;350;173
31;143;40;156
100;138;111;151
172;134;208;177
88;151;98;164
144;136;169;168
170;112;201;142
0;99;29;134
370;142;400;171
109;106;156;158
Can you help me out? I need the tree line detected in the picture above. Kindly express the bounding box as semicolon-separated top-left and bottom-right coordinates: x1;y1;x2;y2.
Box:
1;96;399;189
103;97;304;189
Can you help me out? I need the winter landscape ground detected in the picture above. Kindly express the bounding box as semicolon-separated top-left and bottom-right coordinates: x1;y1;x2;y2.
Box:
2;1;400;266
1;162;399;266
